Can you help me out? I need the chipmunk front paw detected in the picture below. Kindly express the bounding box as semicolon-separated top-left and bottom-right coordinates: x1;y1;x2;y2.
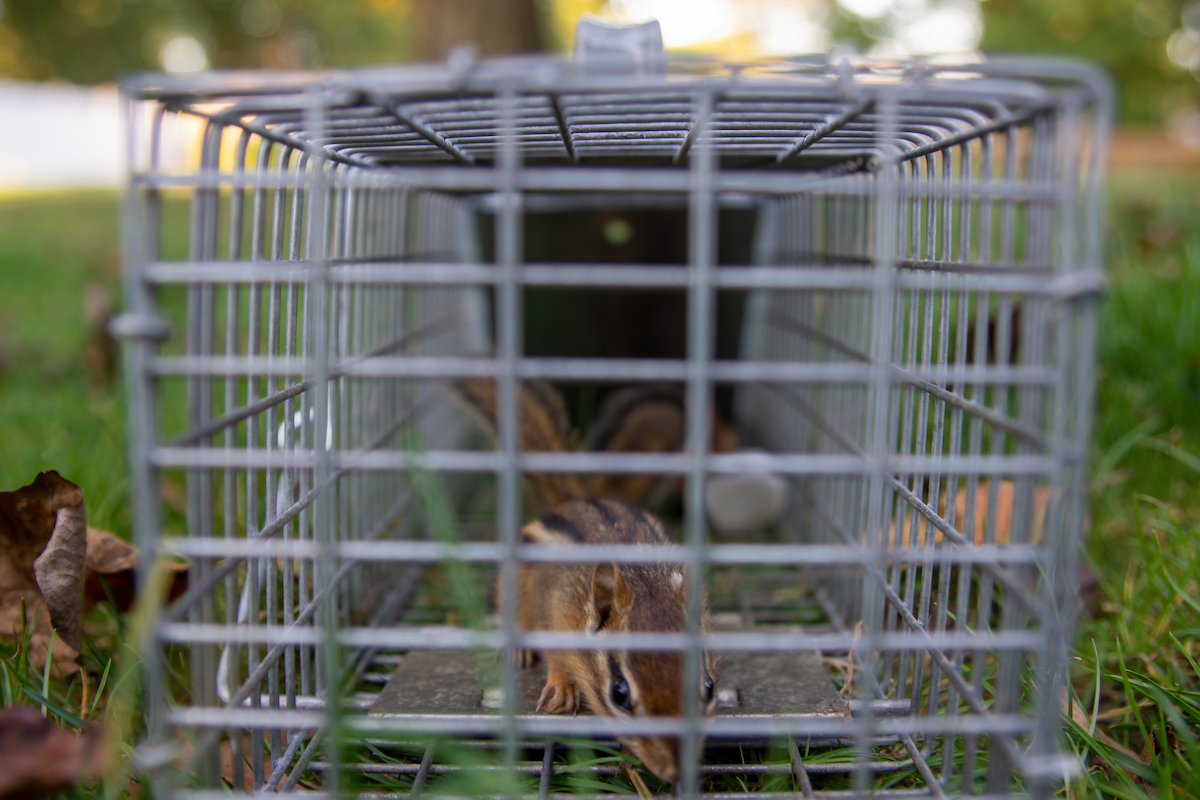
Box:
536;669;579;714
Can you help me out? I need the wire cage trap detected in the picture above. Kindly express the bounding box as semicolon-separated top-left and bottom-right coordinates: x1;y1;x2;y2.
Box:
117;22;1110;799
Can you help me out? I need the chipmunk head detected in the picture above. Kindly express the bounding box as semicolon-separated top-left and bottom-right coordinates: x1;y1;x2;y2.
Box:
586;562;718;784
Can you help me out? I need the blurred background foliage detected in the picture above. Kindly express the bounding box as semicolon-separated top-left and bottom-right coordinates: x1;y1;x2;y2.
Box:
979;0;1200;124
0;0;1198;125
0;0;418;78
831;0;1200;125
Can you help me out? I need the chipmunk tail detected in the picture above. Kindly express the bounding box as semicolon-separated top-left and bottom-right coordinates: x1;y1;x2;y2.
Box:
452;378;587;510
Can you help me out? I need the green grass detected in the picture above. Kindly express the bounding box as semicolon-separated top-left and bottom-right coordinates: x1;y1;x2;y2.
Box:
1;173;1198;797
1062;171;1200;799
0;192;130;536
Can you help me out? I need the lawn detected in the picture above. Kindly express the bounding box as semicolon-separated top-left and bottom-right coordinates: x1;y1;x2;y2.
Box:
0;192;130;536
0;173;1197;797
1065;170;1200;798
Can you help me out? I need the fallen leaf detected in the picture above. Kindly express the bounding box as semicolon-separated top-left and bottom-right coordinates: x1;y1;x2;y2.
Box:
84;527;188;613
172;730;299;791
1057;687;1149;780
1140;728;1155;766
31;482;87;654
219;736;258;792
0;472;87;675
0;706;107;800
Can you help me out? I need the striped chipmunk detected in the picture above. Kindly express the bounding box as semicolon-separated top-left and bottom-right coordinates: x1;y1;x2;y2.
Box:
454;379;721;786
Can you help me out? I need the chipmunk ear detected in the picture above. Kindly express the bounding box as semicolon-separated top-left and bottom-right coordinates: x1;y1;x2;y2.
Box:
670;570;686;601
590;563;631;631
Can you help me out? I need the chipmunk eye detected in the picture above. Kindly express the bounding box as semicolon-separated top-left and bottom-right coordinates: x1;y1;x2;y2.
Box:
703;674;714;704
610;675;632;712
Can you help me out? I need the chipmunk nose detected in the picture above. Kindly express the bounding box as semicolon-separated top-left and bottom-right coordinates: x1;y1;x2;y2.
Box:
653;759;678;784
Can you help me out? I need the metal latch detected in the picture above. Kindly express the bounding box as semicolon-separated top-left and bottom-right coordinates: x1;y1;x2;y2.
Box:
574;18;666;74
109;312;171;341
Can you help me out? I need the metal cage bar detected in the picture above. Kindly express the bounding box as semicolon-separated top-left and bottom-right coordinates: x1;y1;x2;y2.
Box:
117;51;1110;799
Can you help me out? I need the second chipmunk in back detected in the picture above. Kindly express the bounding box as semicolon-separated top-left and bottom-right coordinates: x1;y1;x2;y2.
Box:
455;379;720;785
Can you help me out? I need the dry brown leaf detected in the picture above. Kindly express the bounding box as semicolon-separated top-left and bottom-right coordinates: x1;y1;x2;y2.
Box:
220;737;258;792
84;527;188;613
1057;687;1147;773
0;706;108;800
31;482;87;654
0;471;87;675
173;732;281;791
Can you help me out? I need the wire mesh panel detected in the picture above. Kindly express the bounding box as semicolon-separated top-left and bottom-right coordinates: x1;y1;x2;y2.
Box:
117;44;1109;799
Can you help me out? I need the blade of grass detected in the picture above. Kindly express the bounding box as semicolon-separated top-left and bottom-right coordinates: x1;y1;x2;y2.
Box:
1;659;13;705
1155;708;1174;800
90;658;113;719
1062;700;1156;785
1115;637;1157;775
1120;673;1200;751
20;685;85;729
1149;495;1200;603
559;756;629;769
1138;438;1200;476
555;738;625;759
1092;639;1102;737
19;601;36;683
1171;633;1200;681
1136;494;1200;617
1095;417;1159;481
41;628;55;717
556;776;635;794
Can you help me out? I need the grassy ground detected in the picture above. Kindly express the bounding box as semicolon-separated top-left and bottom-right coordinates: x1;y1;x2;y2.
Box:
0;176;1198;797
1064;171;1200;799
0;192;130;536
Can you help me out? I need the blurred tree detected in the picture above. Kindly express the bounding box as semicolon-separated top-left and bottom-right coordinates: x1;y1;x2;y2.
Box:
980;0;1200;125
0;0;545;83
3;0;1196;128
541;0;609;51
827;0;1200;126
413;0;546;60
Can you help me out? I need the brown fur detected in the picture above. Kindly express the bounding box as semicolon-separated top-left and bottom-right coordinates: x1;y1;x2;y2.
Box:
584;385;687;506
454;379;721;782
452;379;586;512
454;379;738;510
584;384;739;507
517;498;718;784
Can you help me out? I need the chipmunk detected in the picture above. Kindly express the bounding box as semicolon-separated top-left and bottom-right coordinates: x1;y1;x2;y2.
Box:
583;383;739;509
453;379;719;785
454;378;586;514
456;379;738;513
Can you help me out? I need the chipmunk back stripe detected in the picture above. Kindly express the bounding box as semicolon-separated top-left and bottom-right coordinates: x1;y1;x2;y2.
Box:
629;504;654;529
585;498;620;527
584;384;684;453
537;512;585;543
450;378;586;511
521;520;576;546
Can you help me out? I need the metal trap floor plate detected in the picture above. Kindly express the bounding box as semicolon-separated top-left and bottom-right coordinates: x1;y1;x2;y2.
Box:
369;647;846;722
